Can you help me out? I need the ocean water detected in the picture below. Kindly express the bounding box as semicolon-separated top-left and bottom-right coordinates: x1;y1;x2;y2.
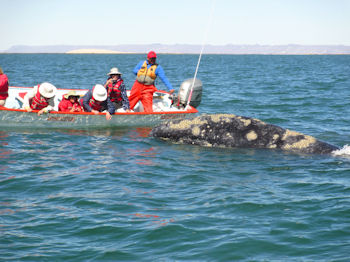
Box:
1;54;350;261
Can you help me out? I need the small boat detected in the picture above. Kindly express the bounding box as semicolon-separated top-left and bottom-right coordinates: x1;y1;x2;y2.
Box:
0;79;202;128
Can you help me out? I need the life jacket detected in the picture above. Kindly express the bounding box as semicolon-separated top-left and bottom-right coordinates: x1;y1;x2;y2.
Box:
30;85;49;110
59;97;83;112
88;97;103;111
72;102;84;112
107;79;123;103
0;74;9;99
136;61;157;85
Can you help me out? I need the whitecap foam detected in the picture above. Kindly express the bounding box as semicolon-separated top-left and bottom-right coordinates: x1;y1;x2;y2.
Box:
332;144;350;157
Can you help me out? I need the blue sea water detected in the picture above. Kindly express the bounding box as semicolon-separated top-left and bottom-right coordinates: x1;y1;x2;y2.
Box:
1;54;350;261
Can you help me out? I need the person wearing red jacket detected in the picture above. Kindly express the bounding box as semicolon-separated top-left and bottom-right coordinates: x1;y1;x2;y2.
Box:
58;90;84;112
0;67;9;107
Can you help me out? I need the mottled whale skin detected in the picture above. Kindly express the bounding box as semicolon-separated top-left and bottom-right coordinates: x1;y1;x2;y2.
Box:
151;114;339;154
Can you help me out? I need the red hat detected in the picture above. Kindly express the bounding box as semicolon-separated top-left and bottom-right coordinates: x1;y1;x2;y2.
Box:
147;51;157;59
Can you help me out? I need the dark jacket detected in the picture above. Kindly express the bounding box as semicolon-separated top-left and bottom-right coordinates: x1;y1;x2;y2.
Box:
81;90;115;114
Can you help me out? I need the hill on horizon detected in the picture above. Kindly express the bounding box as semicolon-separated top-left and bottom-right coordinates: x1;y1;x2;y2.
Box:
2;44;350;54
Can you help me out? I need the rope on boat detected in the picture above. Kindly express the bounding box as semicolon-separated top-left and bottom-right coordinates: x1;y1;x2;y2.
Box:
186;0;216;108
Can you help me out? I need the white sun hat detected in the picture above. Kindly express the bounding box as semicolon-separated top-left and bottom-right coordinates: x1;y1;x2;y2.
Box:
107;67;123;75
92;84;107;101
39;82;57;98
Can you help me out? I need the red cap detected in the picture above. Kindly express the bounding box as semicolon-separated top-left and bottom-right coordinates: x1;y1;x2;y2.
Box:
147;51;157;59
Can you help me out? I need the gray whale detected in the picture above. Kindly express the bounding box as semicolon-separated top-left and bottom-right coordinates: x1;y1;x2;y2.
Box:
151;114;339;154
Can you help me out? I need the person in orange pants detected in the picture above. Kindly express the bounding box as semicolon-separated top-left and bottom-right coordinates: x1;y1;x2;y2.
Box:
129;51;174;112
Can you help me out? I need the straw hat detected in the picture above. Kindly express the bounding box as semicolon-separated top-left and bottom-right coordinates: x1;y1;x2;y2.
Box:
39;82;57;98
92;84;107;101
107;67;122;75
64;90;80;99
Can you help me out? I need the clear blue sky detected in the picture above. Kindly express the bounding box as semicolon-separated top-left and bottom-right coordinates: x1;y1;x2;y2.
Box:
1;0;349;51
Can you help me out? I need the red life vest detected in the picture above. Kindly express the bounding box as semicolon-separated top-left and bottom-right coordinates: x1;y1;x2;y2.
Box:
107;79;123;103
58;97;83;112
0;74;9;100
89;97;103;111
30;85;49;110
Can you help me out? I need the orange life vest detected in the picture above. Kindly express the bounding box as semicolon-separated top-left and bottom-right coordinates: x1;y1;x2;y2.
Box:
30;85;49;110
136;61;157;85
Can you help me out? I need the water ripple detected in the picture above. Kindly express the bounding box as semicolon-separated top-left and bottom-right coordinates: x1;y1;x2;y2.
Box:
1;54;350;261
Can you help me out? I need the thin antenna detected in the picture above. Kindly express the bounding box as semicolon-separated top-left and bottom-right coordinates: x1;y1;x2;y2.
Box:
186;0;216;108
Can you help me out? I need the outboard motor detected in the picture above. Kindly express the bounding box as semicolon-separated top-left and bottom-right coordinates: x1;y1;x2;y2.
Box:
173;78;202;109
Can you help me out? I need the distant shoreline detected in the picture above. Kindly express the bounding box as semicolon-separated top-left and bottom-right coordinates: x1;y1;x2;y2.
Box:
65;49;131;54
1;52;349;55
1;44;350;55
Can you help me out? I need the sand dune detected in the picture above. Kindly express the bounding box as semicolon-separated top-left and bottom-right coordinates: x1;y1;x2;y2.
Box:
66;49;129;54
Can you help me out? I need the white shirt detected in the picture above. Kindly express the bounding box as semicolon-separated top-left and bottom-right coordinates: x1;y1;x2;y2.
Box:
22;85;55;112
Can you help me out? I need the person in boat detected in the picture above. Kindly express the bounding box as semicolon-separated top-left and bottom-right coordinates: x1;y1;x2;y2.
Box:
81;84;115;120
22;82;57;116
128;51;174;113
104;67;130;112
58;90;84;112
0;67;9;107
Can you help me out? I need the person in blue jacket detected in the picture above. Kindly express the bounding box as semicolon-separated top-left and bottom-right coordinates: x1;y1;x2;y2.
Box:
81;84;115;120
128;51;174;112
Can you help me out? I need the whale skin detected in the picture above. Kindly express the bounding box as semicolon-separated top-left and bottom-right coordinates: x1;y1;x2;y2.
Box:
151;114;339;154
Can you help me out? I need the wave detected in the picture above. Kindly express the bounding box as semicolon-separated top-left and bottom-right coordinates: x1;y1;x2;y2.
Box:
332;144;350;157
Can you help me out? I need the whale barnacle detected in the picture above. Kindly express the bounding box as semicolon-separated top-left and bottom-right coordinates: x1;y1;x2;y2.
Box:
246;130;258;141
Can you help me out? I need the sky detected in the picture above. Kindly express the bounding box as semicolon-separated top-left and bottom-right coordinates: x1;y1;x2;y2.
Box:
1;0;350;51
